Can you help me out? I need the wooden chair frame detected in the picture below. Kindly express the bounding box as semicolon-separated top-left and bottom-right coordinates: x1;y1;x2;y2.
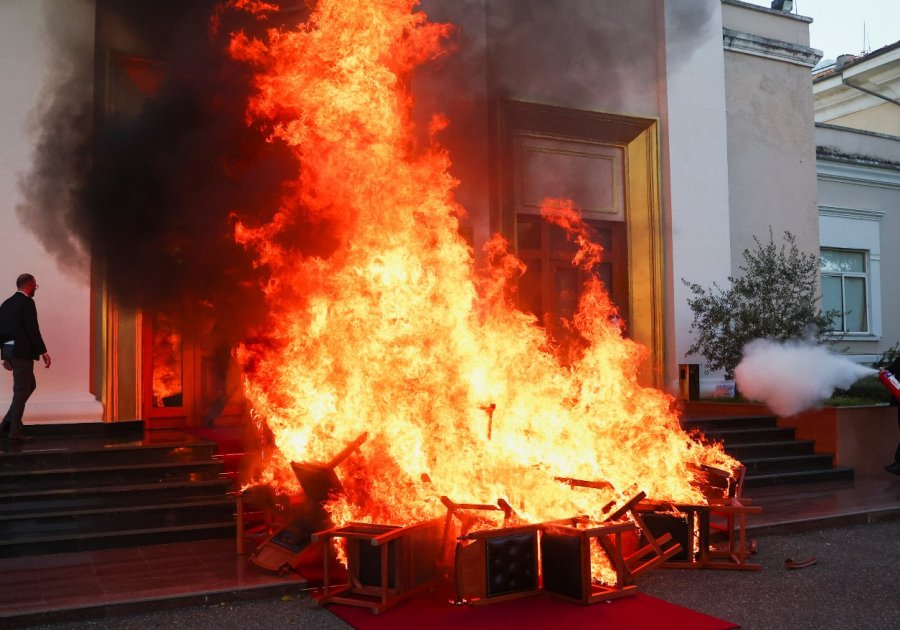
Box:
312;518;445;614
441;496;541;606
540;516;639;604
636;498;762;570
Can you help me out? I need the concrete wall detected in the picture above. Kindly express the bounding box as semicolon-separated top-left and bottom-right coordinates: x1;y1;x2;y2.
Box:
780;405;898;476
482;0;664;118
722;1;822;274
0;0;102;423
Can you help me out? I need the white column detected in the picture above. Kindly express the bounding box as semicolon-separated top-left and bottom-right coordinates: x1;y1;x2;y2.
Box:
663;0;734;393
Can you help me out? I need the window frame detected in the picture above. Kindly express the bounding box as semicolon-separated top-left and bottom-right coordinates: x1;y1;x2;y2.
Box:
818;205;884;340
820;247;870;334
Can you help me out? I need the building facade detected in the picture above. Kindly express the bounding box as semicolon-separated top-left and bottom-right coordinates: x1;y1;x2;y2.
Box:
0;0;829;425
814;42;900;363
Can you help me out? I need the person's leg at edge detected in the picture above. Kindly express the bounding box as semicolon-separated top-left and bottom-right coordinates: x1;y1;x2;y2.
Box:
6;358;36;439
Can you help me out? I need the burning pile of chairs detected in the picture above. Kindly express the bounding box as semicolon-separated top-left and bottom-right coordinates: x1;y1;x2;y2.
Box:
235;434;760;614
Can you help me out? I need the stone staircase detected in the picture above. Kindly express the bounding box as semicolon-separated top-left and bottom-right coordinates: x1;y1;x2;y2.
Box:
0;422;235;557
681;414;855;487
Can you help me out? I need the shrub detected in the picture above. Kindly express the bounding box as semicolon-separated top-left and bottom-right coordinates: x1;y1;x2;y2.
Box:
873;341;900;370
683;229;837;379
828;374;892;406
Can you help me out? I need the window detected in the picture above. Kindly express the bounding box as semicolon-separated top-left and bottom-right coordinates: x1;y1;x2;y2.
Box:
818;206;883;340
821;248;868;333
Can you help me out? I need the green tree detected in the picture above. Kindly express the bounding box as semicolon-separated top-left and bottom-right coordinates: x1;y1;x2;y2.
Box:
683;229;837;379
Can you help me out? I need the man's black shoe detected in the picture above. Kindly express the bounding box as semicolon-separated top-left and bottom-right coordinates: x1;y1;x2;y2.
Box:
7;432;33;442
0;422;9;434
885;462;900;475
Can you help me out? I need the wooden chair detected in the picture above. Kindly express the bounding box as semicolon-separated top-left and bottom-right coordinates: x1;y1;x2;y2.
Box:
312;518;445;614
214;450;291;556
441;496;542;606
540;516;638;604
636;499;762;571
555;481;683;581
245;433;368;572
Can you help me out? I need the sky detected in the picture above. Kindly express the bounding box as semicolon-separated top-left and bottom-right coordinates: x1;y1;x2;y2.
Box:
742;0;899;61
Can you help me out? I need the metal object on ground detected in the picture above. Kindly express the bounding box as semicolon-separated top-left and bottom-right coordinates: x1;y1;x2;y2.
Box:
785;556;817;570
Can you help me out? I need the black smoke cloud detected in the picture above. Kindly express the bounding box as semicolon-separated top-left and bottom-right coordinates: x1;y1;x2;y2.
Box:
481;0;716;110
17;0;326;342
16;0;94;276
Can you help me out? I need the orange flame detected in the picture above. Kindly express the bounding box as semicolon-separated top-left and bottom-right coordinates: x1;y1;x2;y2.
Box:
151;313;183;407
228;0;736;564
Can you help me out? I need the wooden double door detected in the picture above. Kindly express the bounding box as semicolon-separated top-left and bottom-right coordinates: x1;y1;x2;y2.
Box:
141;303;245;429
507;118;630;351
516;213;628;342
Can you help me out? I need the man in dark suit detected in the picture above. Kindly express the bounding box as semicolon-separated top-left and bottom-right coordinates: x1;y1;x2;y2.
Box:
0;274;51;441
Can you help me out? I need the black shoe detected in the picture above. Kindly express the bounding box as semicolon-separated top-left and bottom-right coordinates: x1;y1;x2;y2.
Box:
7;432;33;442
885;462;900;475
0;422;9;435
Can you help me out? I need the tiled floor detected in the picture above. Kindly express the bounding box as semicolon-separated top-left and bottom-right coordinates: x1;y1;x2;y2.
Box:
0;538;306;625
745;473;900;531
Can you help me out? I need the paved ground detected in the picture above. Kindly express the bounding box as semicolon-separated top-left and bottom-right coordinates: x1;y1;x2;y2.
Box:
638;518;900;630
27;519;900;630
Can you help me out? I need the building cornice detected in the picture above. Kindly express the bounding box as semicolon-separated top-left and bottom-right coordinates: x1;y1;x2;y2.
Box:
721;0;812;24
818;158;900;189
723;28;822;68
816;122;900;143
819;205;885;222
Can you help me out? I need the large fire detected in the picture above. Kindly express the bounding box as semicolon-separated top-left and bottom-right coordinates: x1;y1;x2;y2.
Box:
227;0;736;550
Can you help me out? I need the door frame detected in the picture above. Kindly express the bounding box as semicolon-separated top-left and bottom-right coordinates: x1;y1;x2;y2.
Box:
492;100;664;385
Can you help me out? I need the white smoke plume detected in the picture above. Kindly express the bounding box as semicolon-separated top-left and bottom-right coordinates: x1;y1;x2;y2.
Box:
734;339;876;417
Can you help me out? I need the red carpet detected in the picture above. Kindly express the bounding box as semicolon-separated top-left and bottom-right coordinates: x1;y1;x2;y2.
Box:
328;588;739;630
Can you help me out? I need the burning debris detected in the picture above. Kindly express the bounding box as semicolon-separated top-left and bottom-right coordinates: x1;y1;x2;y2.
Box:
224;0;749;597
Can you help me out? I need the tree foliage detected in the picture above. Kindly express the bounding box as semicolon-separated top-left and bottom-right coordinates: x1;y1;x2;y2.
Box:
683;229;837;379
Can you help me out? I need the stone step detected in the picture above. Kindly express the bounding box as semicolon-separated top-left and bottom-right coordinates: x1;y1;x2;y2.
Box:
742;466;855;488
0;423;240;556
740;453;835;475
0;440;219;471
681;415;779;432
0;479;231;514
0;521;236;558
7;421;144;439
0;460;225;494
0;498;235;539
724;439;816;459
698;426;797;445
684;410;850;487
